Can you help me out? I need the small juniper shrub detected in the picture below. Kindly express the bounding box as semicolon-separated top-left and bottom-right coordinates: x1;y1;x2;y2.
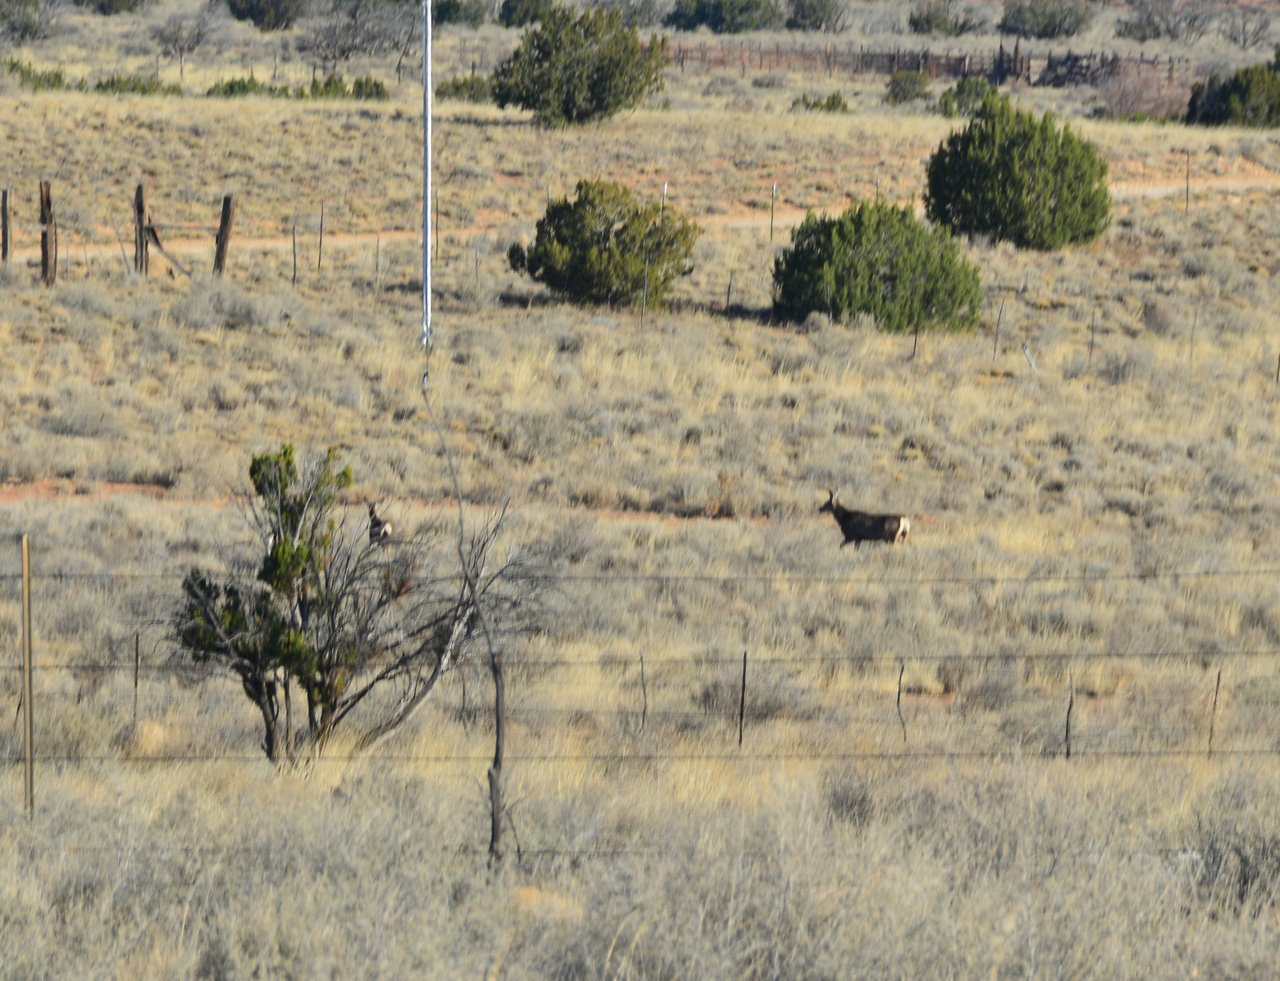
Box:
206;76;292;98
510;179;701;308
772;199;982;334
1187;49;1280;127
436;73;491;103
791;90;848;112
94;74;183;96
925;93;1110;249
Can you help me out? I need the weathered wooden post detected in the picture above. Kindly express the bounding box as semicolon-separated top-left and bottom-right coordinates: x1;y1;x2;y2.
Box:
133;183;148;276
39;180;56;287
22;535;34;817
213;194;234;276
1;188;10;266
737;650;747;746
317;201;325;273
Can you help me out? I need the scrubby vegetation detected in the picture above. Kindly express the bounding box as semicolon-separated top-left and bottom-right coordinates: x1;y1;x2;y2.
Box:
772;199;981;333
509;179;700;307
492;6;667;126
925;94;1111;249
435;71;490;103
1187;49;1280;127
665;0;786;33
937;75;996;117
206;75;292;98
998;0;1095;39
886;69;930;105
791;90;847;112
93;73;183;96
224;0;307;31
908;0;983;37
433;0;487;28
2;56;80;91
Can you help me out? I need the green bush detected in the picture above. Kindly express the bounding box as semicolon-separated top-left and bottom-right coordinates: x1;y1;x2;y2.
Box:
510;179;701;307
997;0;1094;40
2;57;80;91
206;75;291;97
434;0;486;27
436;72;491;102
82;0;146;14
665;0;785;33
772;199;982;333
791;90;847;112
908;0;983;36
498;0;553;27
886;70;930;105
1187;51;1280;127
925;94;1110;250
492;7;667;127
937;75;996;117
350;75;388;100
1;0;50;40
786;0;847;32
94;74;182;96
224;0;306;31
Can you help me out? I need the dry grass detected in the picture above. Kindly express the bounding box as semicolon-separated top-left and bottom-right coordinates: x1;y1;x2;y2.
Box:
4;5;1280;977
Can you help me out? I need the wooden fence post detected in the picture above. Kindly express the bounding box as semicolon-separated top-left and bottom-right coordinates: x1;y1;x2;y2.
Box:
22;535;34;818
639;655;647;731
1064;669;1074;760
896;662;907;743
213;194;234;276
1;188;10;266
133;631;140;728
317;201;324;273
737;650;747;746
39;181;56;287
1207;667;1221;756
133;183;148;276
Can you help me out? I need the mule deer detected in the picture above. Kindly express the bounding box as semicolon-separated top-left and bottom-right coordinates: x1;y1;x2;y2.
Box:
368;502;392;545
819;490;910;548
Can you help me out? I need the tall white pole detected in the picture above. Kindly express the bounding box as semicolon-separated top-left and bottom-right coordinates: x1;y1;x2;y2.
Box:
421;0;433;350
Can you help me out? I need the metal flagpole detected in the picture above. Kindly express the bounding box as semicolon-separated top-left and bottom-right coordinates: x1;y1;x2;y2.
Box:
421;0;433;350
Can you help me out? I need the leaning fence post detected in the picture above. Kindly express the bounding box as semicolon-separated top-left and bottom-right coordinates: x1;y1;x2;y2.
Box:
22;535;34;818
1207;667;1221;756
133;183;148;276
213;194;234;276
896;661;907;743
1064;669;1074;760
317;201;325;273
39;180;56;287
639;655;648;732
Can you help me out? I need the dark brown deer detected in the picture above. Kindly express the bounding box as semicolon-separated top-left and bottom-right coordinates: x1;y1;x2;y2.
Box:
819;490;910;548
368;502;392;546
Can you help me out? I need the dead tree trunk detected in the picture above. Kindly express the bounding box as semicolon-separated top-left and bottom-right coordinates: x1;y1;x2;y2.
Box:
39;181;56;287
214;194;234;276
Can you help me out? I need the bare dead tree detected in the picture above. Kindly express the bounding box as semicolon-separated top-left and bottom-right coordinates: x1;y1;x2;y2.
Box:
1118;0;1214;43
1220;5;1271;50
150;8;213;83
420;371;509;867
